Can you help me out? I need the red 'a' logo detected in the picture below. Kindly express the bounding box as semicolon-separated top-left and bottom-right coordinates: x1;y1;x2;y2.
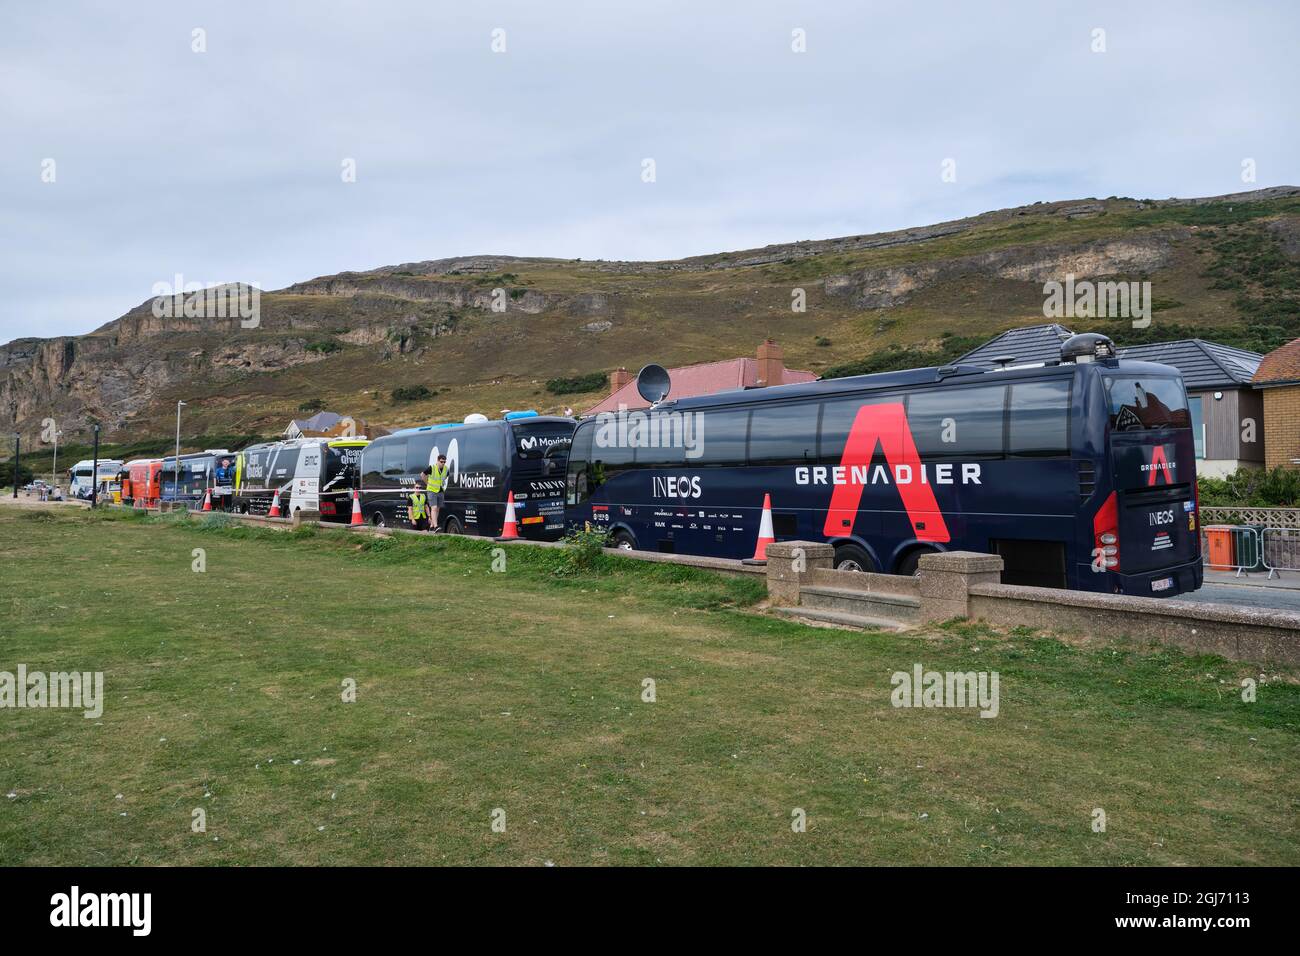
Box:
1147;444;1172;486
822;402;950;543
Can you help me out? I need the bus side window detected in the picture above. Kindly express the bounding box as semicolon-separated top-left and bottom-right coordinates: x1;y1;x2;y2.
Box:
908;385;1006;458
1008;380;1071;457
636;413;685;469
818;396;890;462
381;440;408;480
698;409;749;466
748;402;819;465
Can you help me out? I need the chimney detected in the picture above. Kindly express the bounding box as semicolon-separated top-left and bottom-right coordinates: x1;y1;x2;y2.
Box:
609;367;631;396
756;339;785;387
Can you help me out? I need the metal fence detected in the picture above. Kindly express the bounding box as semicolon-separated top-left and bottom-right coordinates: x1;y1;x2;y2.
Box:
1201;524;1300;578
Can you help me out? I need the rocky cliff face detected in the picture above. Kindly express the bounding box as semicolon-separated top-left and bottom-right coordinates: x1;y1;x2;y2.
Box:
3;186;1297;445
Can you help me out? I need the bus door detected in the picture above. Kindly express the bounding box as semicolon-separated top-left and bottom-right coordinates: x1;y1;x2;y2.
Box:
289;444;323;513
1102;375;1200;593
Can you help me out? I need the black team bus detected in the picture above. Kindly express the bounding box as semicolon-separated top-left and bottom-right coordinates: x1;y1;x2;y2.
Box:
358;412;574;538
564;333;1203;596
160;449;232;506
232;438;369;520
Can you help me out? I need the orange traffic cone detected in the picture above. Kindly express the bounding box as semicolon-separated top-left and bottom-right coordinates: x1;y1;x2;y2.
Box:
350;489;364;526
202;488;213;512
497;491;520;540
750;493;775;562
268;488;282;518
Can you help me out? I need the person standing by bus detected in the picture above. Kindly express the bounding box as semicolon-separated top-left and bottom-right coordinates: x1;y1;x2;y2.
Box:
409;484;430;532
213;457;235;511
426;454;450;531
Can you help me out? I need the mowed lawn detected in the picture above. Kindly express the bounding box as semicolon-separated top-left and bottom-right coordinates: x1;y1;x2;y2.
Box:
1;505;1297;866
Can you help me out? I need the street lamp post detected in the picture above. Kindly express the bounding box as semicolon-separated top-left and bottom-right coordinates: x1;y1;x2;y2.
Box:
173;400;186;508
51;429;62;491
10;432;17;498
90;423;101;508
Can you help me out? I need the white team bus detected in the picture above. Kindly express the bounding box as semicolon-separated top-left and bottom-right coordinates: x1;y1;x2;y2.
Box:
67;459;123;499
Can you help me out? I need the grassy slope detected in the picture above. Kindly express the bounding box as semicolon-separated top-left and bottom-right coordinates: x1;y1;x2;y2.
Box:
1;505;1297;866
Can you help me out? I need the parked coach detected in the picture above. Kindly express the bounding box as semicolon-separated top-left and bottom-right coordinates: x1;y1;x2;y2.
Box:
232;438;369;519
358;411;573;538
564;333;1203;598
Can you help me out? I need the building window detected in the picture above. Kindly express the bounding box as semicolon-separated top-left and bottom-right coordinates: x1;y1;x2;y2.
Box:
1188;395;1205;459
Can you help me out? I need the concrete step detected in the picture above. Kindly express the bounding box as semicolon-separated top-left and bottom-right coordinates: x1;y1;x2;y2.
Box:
772;606;908;632
800;585;923;621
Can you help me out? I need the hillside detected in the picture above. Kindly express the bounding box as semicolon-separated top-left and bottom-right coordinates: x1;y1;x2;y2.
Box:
3;185;1299;455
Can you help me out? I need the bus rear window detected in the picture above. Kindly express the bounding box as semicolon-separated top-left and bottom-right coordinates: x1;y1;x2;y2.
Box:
1105;376;1191;431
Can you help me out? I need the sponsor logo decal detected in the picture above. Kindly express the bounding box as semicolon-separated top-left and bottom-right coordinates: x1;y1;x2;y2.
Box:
813;402;980;543
1143;444;1175;486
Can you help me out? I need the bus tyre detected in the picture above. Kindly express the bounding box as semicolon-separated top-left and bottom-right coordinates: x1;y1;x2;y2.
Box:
833;543;877;573
896;548;930;577
372;512;387;528
444;516;463;536
611;529;636;551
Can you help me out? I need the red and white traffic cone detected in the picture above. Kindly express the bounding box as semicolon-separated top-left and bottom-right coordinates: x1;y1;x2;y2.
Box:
497;491;520;540
750;493;776;562
349;489;364;526
267;488;282;518
201;488;213;512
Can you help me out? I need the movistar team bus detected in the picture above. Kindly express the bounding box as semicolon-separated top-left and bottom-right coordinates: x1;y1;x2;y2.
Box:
358;412;574;538
564;333;1203;597
232;438;369;519
160;450;232;505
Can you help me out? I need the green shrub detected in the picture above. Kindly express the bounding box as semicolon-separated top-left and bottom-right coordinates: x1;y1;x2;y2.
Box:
546;372;607;395
1198;467;1300;508
557;524;612;575
391;385;436;402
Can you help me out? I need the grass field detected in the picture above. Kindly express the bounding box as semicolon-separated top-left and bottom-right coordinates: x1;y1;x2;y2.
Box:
2;504;1298;866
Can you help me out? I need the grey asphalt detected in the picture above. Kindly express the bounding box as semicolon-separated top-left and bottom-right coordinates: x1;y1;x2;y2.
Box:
1182;578;1300;613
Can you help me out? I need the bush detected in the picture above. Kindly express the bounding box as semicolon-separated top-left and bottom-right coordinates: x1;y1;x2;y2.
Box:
557;523;612;575
0;460;34;487
546;372;607;395
391;385;436;402
305;337;342;354
298;398;326;413
1199;467;1300;508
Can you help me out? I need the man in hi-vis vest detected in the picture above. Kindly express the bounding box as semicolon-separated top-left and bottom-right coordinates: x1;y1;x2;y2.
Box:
426;454;450;531
408;487;430;532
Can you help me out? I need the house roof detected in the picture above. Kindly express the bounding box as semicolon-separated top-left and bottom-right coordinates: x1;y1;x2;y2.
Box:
954;324;1075;367
1118;339;1261;389
1253;338;1300;387
584;358;817;416
958;324;1261;390
286;411;343;433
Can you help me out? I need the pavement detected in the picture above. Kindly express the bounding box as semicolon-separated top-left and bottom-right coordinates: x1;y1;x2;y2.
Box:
1184;568;1300;613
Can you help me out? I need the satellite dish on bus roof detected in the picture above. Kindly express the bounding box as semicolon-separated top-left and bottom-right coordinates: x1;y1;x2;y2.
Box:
636;364;672;405
464;413;489;424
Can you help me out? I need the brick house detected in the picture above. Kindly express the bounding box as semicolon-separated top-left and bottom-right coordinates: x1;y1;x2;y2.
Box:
585;340;816;416
1253;339;1300;469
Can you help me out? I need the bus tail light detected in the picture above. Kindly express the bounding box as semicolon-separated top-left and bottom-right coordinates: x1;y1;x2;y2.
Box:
1093;491;1119;571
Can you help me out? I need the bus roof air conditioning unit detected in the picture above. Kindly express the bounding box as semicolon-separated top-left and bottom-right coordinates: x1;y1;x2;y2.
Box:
464;413;490;424
503;410;538;420
1060;332;1116;364
636;364;671;406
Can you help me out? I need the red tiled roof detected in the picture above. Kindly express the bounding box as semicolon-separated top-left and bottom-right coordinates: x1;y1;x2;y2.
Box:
1254;338;1300;386
584;358;817;415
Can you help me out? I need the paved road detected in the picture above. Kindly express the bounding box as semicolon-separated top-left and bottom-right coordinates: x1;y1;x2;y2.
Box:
1182;581;1300;613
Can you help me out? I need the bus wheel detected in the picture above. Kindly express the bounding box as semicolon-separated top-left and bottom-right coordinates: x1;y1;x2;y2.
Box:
372;512;387;528
833;543;877;573
895;548;931;577
444;516;463;535
611;529;637;551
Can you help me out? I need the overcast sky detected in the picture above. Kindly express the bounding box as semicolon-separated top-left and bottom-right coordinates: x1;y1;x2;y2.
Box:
2;0;1297;343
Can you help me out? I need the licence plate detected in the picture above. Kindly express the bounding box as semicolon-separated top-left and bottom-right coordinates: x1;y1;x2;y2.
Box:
212;486;233;495
1151;577;1173;593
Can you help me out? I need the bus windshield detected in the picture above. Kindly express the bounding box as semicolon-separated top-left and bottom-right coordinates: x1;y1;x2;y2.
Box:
512;423;573;460
1104;376;1191;431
